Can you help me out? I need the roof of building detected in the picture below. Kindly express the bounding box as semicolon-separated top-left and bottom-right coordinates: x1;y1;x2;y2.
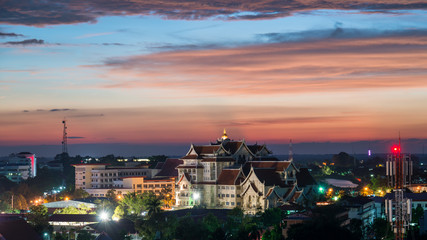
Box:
279;202;305;211
290;190;303;203
384;192;427;201
253;168;287;187
89;219;136;239
222;141;244;153
155;158;183;177
340;196;374;206
284;213;312;221
0;218;41;240
95;233;113;240
71;163;110;166
296;168;316;187
217;169;244;185
201;157;235;162
242;161;291;175
43;200;97;209
49;214;99;222
193;145;221;155
176;165;203;169
154;162;165;169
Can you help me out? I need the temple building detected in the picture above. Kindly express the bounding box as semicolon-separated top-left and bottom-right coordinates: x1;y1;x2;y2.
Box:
175;130;316;213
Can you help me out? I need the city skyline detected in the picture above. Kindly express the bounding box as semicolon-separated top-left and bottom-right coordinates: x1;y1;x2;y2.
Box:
1;1;427;154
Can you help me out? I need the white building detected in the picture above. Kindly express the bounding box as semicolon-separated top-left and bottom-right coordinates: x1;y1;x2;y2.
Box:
73;163;160;197
0;152;36;182
175;131;317;213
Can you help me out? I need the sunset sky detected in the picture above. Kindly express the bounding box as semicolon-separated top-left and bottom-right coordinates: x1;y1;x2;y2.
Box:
1;1;427;156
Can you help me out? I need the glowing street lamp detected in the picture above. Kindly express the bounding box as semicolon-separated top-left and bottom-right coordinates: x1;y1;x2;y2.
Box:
193;192;200;200
99;211;109;221
318;186;325;193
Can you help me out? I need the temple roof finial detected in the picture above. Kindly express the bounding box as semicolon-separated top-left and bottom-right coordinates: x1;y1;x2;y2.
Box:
221;129;228;140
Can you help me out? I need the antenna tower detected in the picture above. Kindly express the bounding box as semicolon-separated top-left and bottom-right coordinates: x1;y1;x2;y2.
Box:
289;139;293;161
385;134;413;240
62;120;68;154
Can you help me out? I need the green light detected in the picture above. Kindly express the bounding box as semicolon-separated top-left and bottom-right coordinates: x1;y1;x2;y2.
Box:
318;186;324;193
333;196;338;201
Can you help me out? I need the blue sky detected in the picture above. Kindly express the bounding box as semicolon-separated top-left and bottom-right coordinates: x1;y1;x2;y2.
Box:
1;1;427;156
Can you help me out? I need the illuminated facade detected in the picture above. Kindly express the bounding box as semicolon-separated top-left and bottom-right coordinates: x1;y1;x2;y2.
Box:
0;152;36;182
175;131;316;213
72;163;160;196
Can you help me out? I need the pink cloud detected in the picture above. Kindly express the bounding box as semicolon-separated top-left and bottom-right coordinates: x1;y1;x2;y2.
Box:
92;35;427;95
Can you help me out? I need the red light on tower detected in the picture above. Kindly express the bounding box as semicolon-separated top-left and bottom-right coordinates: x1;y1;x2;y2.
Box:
392;145;400;154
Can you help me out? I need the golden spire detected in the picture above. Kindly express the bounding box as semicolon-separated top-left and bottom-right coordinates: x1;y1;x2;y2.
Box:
221;129;228;140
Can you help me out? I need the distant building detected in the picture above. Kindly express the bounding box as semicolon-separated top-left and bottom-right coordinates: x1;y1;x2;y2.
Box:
0;152;36;183
339;196;376;227
72;161;180;198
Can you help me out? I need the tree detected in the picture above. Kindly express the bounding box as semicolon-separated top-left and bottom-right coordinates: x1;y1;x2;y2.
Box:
53;204;94;214
321;166;333;175
369;218;393;240
160;186;174;208
28;205;50;236
112;205;125;221
73;189;90;199
286;205;358;240
262;223;284;240
118;192;145;216
332;152;356;168
175;214;205;240
259;208;285;228
203;213;221;234
105;189;117;199
142;191;163;217
76;230;94;240
412;205;424;224
148;155;168;168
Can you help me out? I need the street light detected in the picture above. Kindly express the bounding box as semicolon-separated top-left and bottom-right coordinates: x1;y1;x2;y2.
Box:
99;211;109;221
193;192;200;200
193;192;200;205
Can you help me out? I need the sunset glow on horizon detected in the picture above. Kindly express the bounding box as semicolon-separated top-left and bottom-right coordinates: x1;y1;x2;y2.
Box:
1;1;427;153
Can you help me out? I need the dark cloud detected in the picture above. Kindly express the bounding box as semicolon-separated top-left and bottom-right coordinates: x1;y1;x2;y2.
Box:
68;136;85;139
5;39;44;45
49;108;71;112
69;114;104;118
1;0;427;26
22;110;29;112
0;32;24;37
257;27;427;43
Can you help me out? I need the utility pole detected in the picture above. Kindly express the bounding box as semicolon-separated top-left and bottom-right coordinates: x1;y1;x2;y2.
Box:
11;194;13;209
62;120;68;154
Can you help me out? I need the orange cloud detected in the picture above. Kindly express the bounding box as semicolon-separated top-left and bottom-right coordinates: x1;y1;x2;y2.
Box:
95;35;427;95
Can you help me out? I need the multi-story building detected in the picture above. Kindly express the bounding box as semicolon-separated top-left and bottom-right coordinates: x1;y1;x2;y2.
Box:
175;131;316;213
0;152;36;182
73;163;160;196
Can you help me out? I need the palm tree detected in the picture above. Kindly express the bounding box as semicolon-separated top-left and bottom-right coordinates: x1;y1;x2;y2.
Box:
143;192;163;217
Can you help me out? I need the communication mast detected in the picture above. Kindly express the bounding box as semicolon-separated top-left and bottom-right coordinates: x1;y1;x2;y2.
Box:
385;136;413;240
289;139;293;161
62;120;68;154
